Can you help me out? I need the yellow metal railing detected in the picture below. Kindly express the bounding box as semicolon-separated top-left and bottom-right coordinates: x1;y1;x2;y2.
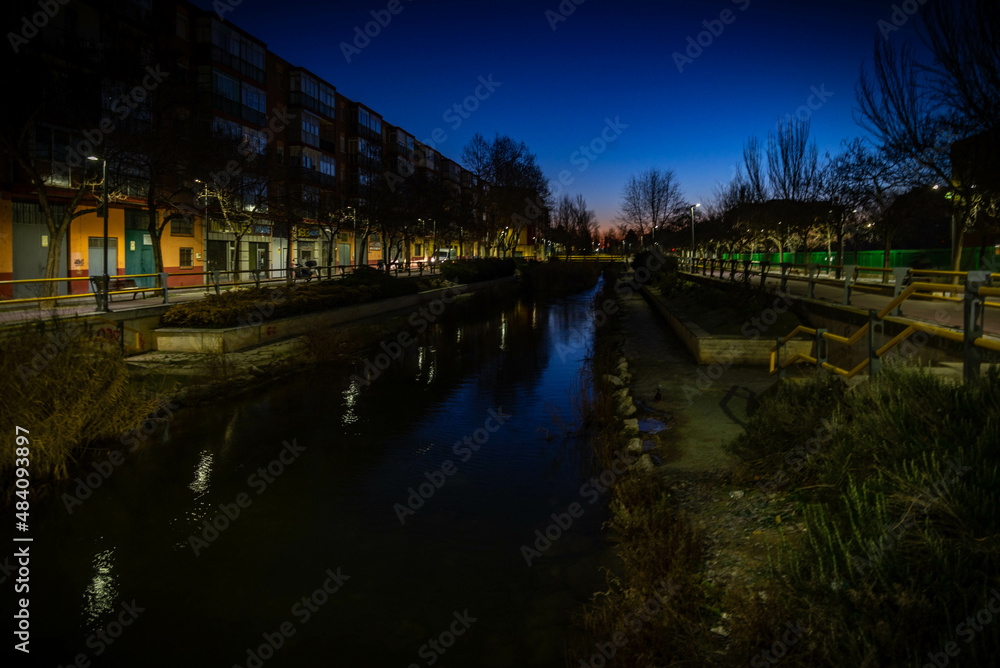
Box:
768;281;999;380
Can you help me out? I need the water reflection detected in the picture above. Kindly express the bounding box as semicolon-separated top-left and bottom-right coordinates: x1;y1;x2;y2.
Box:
188;449;214;496
33;287;614;667
82;547;118;628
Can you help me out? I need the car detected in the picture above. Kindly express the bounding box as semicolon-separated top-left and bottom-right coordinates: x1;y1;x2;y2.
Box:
430;249;457;263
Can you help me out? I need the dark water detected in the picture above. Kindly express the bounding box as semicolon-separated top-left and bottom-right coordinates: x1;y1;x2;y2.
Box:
25;285;615;667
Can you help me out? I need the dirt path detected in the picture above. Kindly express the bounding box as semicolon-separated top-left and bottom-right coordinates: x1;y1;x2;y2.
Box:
618;288;806;596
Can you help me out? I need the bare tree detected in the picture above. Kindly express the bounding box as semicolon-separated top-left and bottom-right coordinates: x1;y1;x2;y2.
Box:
462;133;550;258
617;168;684;246
856;0;1000;272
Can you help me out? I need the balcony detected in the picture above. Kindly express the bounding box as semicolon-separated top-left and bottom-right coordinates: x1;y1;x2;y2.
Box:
203;45;266;85
319;138;337;154
290;166;336;188
288;91;335;120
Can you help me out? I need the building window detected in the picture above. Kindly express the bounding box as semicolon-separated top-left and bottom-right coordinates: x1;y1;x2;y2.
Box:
171;217;194;236
320;155;336;177
301;114;320;146
124;209;147;230
179;247;193;269
213;70;239;102
242;84;265;113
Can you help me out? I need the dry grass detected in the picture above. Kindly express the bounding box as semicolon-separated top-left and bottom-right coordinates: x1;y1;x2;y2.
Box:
0;322;164;486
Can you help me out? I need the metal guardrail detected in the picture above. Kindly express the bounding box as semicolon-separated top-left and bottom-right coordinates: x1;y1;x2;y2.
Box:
766;272;999;382
0;261;434;311
683;257;1000;313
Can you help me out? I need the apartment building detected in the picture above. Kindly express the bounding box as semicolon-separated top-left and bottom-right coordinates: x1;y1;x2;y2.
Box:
0;0;485;300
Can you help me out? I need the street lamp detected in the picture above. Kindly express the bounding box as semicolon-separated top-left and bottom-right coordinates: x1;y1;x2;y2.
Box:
87;155;110;312
346;206;356;267
690;203;700;269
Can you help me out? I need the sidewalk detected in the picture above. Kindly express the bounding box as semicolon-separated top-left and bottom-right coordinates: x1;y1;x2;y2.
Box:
686;268;1000;336
0;267;448;328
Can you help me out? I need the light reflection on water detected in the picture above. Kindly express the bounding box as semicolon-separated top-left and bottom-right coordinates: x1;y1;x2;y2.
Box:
188;449;214;496
33;285;616;667
82;547;118;628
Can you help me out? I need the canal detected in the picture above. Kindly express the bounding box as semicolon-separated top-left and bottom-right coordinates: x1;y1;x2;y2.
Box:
29;284;616;667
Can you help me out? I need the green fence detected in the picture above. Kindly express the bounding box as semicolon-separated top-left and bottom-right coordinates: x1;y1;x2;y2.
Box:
717;248;995;271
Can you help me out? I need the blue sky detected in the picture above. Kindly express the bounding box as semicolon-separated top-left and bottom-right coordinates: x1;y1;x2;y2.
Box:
195;0;924;228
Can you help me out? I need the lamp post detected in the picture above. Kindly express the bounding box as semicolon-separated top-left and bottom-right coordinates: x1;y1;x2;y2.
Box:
344;205;356;268
690;203;700;269
88;156;110;312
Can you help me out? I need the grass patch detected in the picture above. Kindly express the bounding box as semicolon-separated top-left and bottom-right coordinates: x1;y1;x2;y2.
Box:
0;321;164;488
724;364;1000;666
160;269;437;329
570;267;721;665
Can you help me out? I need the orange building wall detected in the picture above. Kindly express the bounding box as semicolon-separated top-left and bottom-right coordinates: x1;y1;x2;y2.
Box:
67;208;124;294
0;196;12;298
160;217;205;287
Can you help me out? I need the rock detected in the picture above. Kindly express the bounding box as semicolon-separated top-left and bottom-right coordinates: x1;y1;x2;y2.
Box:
622;418;639;435
626;438;643;455
613;388;629;401
602;374;624;387
617;356;628;368
634;454;657;473
617;398;637;417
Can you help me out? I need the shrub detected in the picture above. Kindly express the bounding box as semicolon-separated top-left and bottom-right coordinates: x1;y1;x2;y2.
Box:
0;322;163;484
160;275;420;329
727;365;1000;666
439;258;516;284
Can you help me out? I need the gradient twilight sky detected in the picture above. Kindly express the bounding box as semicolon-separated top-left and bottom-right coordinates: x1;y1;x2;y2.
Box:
193;0;924;228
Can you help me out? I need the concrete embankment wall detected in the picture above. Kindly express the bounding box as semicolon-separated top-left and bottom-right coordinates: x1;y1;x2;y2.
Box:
671;273;966;370
640;286;814;365
154;278;515;354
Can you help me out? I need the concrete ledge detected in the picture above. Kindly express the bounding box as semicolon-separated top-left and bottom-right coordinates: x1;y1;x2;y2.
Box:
641;286;813;365
154;277;514;353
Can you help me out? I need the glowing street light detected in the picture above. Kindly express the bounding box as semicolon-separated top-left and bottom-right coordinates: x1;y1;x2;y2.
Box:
87;155;110;312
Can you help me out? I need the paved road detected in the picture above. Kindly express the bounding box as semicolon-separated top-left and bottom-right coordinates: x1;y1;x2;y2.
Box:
685;268;1000;336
